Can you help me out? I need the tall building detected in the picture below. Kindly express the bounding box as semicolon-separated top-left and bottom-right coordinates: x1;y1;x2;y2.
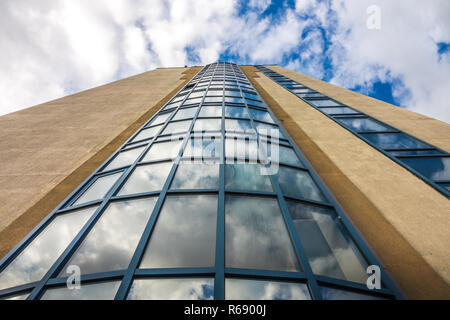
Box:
0;63;448;300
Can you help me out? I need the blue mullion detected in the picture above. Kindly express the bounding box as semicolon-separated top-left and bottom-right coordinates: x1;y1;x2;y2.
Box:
214;68;226;300
46;270;125;286
256;66;406;298
0;281;38;299
135;268;215;277
315;275;394;297
114;65;214;300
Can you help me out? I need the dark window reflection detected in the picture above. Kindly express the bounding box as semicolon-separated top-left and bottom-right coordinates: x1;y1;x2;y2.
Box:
401;157;450;181
139;195;217;268
127;278;214;300
41;281;121;300
277;166;325;202
287;201;368;283
361;133;429;150
225;195;300;271
225;278;310;300
320;286;387;300
59;198;157;275
339;117;393;133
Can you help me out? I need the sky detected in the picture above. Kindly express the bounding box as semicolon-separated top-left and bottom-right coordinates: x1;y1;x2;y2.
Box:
0;0;449;122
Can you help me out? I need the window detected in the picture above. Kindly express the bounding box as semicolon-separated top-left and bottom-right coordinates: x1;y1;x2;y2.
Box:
127;278;214;300
139;195;217;268
361;132;429;150
73;172;122;206
193;118;222;132
183;136;221;159
339;117;394;133
319;107;359;115
308;100;342;107
254;122;284;138
277;166;325;202
0;206;97;291
225;195;300;271
259;143;303;167
59;198;157;275
248;108;274;123
147;112;172;126
320;286;385;300
103;146;146;171
225;106;249;118
142;140;183;162
41;281;121;300
171;162;219;189
131;125;162;142
118;162;172;195
225;163;273;192
161;120;192;135
225;137;258;160
225;278;310;300
173;107;198;120
401;157;450;181
199;106;222;117
225;119;254;133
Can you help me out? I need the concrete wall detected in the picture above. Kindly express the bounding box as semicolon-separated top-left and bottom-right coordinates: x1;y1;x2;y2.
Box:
0;67;201;259
241;66;450;299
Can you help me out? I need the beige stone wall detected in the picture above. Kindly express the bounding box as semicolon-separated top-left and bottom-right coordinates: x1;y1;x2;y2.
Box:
0;67;200;258
241;66;450;299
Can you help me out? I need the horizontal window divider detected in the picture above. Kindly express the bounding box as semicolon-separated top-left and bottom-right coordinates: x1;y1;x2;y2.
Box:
436;180;450;184
110;191;161;201
46;270;126;287
137;159;175;166
166;189;219;194
315;275;395;297
0;281;38;299
396;154;448;159
134;268;216;277
57;201;102;214
224;190;277;197
356;130;400;134
224;268;307;281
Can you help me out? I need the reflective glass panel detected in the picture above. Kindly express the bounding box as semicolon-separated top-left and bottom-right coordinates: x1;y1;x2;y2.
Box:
225;163;273;192
319;107;359;115
401;157;450;181
320;286;386;300
225;278;310;300
183;137;221;158
361;133;429;150
254;122;284;138
1;292;29;300
225;138;258;160
41;281;121;300
103;146;146;171
171;162;219;189
225;119;254;133
204;97;223;103
0;206;97;290
277;167;325;202
161;120;192;135
118;162;172;195
188;91;204;99
199;106;222;117
242;92;259;100
142;140;183;162
59;198;156;275
73;172;122;206
225;195;300;271
193;118;222;132
127;278;214;300
206;90;223;96
140;195;217;268
173;107;198;120
287;201;368;283
248;108;274;123
339;117;393;132
148;112;171;126
225;97;245;104
260;143;303;167
225;106;249;118
224;90;241;97
389;150;443;156
183;98;202;106
246;99;265;107
131;125;162;143
308;100;342;107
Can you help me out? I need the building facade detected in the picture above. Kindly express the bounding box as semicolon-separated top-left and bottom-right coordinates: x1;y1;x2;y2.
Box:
0;63;448;300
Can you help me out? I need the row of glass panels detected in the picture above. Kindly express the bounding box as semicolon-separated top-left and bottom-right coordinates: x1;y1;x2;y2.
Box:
0;63;392;300
256;66;450;196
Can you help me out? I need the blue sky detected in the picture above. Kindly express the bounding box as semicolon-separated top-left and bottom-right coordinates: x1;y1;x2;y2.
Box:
0;0;449;122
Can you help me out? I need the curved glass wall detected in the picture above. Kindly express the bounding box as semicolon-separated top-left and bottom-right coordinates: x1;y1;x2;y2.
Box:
0;63;401;300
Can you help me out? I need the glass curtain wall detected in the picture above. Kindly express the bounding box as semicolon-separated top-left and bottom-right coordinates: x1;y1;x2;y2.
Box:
0;63;401;300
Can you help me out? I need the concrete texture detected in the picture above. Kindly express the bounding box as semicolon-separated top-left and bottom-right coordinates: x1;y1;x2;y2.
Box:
0;66;201;259
241;66;450;299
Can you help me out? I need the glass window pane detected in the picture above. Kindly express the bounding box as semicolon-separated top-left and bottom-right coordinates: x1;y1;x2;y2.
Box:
140;195;217;268
206;90;223;96
287;201;368;283
246;99;265;107
173;107;198;120
225;278;310;300
401;157;450;181
73;172;122;206
248;108;274;123
339;117;393;132
171;162;219;189
183;98;202;106
389;150;443;156
161;120;192;135
225;119;254;133
204;97;222;103
41;281;121;300
188;91;204;99
183;137;221;158
319;107;359;115
142;140;183;162
277;167;325;202
131;125;162;143
225;106;249;118
242;92;259;100
148;112;172;127
199;105;222;117
225;163;273;192
60;198;157;275
225;195;300;271
0;206;97;291
225;97;245;104
320;286;387;300
225;138;258;160
163;101;181;111
1;292;29;300
103;146;146;171
361;133;429;149
127;278;214;300
260;143;303;167
225;90;241;97
309;100;342;107
193;119;222;132
118;162;172;195
254;122;284;138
